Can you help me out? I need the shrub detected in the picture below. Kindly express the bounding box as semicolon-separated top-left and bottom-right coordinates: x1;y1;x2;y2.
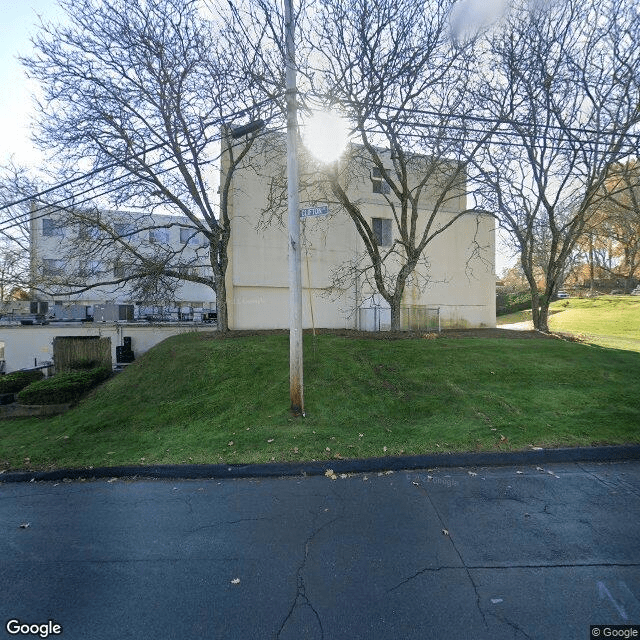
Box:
0;370;45;394
496;290;549;316
17;367;112;405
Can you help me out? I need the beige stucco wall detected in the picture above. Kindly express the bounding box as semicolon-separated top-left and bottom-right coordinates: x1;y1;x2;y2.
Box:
0;323;214;374
225;136;496;330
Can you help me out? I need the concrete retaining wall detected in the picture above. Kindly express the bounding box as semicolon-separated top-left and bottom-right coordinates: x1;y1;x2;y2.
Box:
0;323;216;374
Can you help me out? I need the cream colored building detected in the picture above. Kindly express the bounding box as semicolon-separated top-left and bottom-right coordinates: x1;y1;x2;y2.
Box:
224;135;496;330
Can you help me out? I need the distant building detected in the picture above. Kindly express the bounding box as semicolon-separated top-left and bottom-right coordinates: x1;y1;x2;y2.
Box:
28;202;216;321
223;135;496;330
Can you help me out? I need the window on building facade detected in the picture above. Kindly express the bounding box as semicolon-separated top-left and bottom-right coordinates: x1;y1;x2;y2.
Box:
149;228;170;244
372;218;392;247
180;227;200;245
79;260;102;277
42;218;64;237
113;262;134;278
177;264;199;278
114;223;137;239
42;259;64;276
371;167;391;195
78;222;101;240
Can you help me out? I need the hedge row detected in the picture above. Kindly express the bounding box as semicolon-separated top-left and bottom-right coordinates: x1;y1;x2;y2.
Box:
17;367;112;406
0;370;45;394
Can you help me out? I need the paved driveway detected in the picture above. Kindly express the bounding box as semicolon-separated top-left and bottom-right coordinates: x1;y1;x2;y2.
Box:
1;461;639;639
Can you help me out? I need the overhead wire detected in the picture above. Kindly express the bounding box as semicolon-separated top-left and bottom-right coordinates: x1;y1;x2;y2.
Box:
0;119;286;235
0;97;280;214
2;95;638;232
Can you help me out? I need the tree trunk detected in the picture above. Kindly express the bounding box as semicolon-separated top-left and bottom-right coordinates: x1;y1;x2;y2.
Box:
535;298;550;333
390;299;401;331
216;275;229;332
211;254;229;332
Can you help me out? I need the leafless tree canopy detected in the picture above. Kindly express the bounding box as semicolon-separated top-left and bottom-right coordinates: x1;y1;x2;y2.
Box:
1;0;639;332
473;0;640;330
18;0;277;330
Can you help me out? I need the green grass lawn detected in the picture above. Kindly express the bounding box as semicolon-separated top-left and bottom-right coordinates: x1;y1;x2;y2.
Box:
548;296;640;351
1;330;638;472
497;296;640;352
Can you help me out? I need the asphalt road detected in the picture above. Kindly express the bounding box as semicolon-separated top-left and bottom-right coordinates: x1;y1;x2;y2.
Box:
1;460;639;639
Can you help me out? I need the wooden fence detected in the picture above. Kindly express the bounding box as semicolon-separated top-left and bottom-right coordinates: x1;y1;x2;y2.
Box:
52;336;112;372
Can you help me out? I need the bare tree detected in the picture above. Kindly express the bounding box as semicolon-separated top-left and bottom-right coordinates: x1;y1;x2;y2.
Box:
230;0;494;330
0;164;35;301
20;0;275;330
301;0;499;330
475;0;640;331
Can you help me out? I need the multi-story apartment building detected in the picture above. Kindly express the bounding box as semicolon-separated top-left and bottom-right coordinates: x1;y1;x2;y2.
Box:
223;135;496;330
29;202;216;321
28;133;496;331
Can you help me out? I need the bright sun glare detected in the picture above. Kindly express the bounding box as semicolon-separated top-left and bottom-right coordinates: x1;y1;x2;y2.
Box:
303;111;350;164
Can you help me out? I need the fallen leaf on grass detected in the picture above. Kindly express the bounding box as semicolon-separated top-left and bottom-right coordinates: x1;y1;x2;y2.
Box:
267;439;274;443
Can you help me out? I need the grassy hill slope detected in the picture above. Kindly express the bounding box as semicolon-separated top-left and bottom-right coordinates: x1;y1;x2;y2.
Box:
1;330;638;471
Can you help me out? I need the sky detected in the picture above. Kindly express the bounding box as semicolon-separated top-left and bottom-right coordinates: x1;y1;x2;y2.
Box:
0;0;64;168
0;0;513;273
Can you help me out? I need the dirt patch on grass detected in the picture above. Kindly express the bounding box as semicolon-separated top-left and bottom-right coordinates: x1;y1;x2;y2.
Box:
199;328;556;341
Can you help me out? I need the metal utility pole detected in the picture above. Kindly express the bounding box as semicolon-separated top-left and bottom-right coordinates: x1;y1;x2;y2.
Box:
285;0;304;416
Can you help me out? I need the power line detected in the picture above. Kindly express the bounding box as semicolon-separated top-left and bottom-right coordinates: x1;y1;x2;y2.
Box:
0;120;286;234
363;102;640;144
0;98;279;214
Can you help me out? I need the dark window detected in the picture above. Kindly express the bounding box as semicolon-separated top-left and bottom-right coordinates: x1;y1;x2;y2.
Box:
42;218;64;237
372;218;392;247
180;227;199;245
372;167;391;195
42;259;64;276
149;228;170;243
114;223;136;239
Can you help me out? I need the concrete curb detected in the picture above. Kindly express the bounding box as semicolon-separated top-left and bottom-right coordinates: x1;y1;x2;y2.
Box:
1;444;639;483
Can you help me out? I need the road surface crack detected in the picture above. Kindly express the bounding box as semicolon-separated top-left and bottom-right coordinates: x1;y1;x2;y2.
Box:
275;511;340;640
